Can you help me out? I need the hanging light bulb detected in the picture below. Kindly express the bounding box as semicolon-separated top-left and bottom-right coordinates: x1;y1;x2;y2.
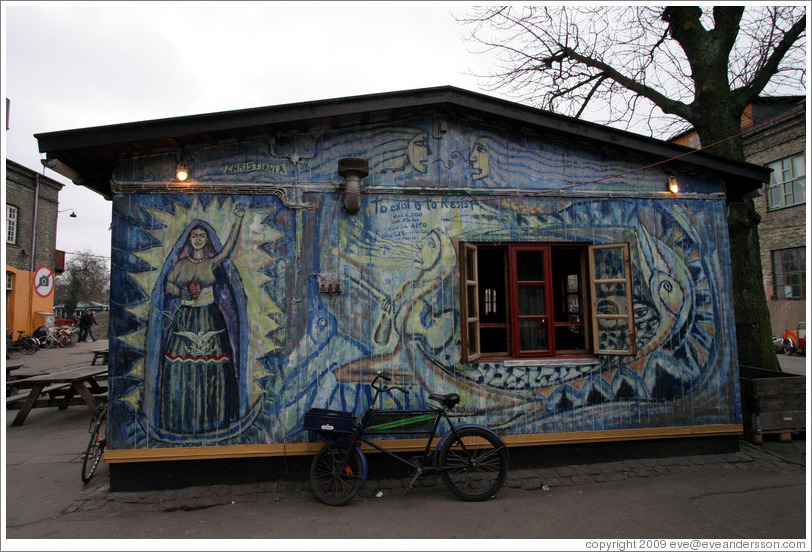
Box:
668;175;679;194
176;163;189;182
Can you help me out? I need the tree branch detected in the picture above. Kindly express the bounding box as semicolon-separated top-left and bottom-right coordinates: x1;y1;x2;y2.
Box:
736;14;807;103
559;45;690;120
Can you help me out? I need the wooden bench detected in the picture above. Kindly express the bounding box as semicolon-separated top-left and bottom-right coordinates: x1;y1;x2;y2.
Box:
6;383;72;408
91;349;109;365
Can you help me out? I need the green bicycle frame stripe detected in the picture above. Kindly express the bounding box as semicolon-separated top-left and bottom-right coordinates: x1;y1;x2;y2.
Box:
367;413;436;431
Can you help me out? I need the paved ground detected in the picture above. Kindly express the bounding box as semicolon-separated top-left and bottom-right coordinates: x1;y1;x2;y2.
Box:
2;342;809;543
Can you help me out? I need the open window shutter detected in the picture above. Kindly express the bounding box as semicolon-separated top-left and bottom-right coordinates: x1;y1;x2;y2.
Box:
588;243;636;355
459;242;481;362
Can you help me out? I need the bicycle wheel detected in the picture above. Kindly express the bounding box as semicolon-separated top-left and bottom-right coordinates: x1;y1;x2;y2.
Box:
40;336;56;349
20;337;40;355
438;426;508;501
56;332;71;347
310;441;364;506
81;409;107;483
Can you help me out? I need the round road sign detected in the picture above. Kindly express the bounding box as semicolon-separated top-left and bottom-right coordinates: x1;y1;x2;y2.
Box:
34;265;55;297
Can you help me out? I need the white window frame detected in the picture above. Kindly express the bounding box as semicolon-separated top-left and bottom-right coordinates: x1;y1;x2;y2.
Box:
767;153;805;210
6;204;18;244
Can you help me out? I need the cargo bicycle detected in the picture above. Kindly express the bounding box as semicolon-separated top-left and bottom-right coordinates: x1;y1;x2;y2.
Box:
304;373;509;505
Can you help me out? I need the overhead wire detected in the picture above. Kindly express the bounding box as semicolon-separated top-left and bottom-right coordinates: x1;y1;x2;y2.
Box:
346;105;805;205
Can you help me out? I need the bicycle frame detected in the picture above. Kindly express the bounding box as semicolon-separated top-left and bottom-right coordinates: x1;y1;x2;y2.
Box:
317;379;492;479
307;373;509;504
351;406;447;473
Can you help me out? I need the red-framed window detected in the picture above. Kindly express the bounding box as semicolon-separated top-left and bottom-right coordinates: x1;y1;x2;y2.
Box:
459;241;635;362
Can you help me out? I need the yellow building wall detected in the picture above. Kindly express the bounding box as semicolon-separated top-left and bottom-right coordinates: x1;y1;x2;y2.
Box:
5;266;55;335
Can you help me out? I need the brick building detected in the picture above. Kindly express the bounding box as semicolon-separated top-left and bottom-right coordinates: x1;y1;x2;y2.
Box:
671;96;806;337
5;159;65;334
745;97;806;337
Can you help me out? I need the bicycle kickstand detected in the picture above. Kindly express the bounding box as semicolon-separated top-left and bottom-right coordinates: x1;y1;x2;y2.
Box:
406;466;422;495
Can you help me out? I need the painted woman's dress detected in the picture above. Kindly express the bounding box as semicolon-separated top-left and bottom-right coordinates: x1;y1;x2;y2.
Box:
156;208;245;435
159;258;239;433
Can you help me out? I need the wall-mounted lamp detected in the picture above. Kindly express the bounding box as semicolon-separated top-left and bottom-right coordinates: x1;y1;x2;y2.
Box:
668;175;680;194
176;163;190;182
58;209;77;218
338;158;369;214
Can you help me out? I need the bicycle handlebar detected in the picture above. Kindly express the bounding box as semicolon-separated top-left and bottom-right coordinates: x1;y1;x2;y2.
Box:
371;373;409;396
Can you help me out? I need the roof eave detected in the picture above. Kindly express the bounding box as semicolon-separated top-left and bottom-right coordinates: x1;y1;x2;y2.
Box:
35;86;770;200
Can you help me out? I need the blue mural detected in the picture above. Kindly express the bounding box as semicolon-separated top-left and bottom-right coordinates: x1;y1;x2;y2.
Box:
107;114;740;451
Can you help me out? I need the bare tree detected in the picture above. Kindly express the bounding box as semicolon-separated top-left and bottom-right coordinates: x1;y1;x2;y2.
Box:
458;6;806;370
55;251;110;318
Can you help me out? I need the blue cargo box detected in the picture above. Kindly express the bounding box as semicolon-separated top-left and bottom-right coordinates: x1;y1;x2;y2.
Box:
304;408;355;434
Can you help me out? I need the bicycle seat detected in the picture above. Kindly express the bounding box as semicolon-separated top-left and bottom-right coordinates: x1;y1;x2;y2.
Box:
429;393;460;410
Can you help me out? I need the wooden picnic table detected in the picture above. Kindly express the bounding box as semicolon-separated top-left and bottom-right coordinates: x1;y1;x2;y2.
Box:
7;365;108;426
6;362;24;379
91;348;109;365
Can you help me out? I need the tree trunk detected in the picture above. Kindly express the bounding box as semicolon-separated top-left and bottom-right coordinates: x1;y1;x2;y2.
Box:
695;111;782;372
727;198;782;371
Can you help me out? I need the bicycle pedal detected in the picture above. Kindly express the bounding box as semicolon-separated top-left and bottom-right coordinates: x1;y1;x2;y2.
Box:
405;468;422;495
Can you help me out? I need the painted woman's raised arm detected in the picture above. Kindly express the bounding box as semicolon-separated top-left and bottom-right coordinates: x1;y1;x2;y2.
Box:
212;204;246;265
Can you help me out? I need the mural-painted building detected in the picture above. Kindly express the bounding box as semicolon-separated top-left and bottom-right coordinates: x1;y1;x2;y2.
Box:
35;87;769;484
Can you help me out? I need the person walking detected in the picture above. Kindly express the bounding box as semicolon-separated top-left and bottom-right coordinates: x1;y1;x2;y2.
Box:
77;311;97;342
77;312;89;342
86;311;98;342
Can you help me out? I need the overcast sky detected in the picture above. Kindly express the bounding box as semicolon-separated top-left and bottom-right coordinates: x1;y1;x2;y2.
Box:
3;1;503;262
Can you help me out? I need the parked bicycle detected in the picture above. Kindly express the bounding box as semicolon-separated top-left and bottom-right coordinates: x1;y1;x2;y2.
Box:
33;325;74;349
304;373;509;505
81;400;108;482
5;329;40;355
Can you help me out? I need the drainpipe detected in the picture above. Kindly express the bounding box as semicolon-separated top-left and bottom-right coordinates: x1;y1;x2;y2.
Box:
28;174;40;330
31;174;39;271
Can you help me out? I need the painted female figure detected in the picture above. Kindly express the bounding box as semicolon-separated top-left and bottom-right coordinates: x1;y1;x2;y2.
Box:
157;204;246;435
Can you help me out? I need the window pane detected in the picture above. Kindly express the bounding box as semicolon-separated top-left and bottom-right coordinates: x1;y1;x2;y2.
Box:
465;251;476;281
595;282;629;315
768;162;780;184
792;154;805;177
787;274;801;298
782;158;792;179
596;319;631;352
793;179;805;205
772;247;805;301
6;205;17;243
775;273;786;288
592;248;624;280
518;285;546;315
516;250;545;281
466;286;478;314
769;186;783;208
467;321;479;356
519;319;548;351
481;326;508;354
773;250;784;276
555;325;585;350
783;251;798;273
